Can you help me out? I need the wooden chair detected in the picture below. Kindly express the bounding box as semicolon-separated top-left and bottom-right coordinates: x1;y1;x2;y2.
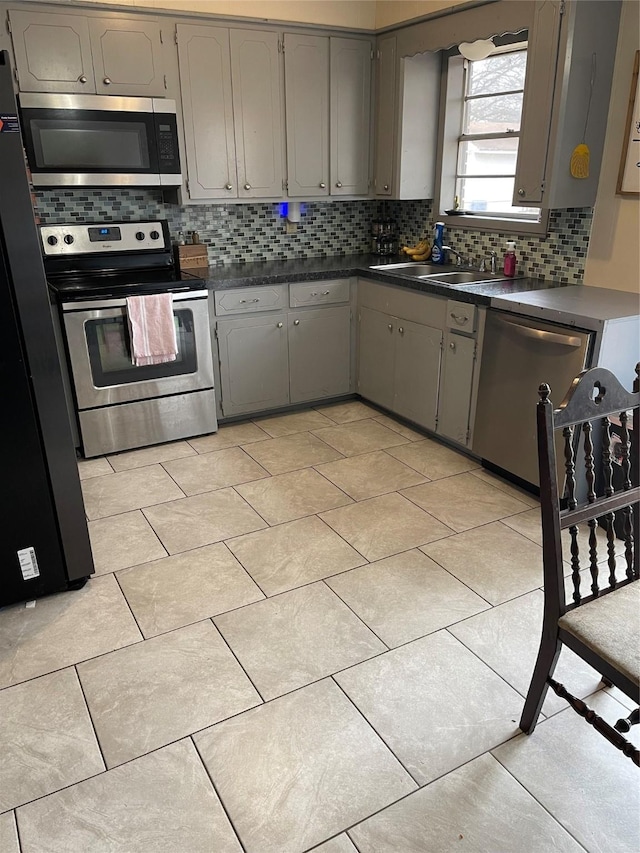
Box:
520;364;640;765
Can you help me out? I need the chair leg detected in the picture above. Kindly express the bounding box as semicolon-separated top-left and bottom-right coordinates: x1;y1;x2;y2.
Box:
615;708;640;733
520;637;562;734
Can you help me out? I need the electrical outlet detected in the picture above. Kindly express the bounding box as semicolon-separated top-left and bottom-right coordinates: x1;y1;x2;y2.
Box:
285;220;298;234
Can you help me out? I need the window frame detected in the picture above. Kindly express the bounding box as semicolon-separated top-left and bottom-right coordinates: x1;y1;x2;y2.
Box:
434;33;550;237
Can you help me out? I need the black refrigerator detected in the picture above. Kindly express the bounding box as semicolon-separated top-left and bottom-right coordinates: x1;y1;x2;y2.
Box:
0;50;94;607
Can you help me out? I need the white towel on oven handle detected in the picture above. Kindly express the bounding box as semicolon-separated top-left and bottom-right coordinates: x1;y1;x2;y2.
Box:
126;293;178;367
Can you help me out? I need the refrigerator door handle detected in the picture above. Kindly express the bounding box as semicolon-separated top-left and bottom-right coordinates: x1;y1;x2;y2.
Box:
496;316;583;348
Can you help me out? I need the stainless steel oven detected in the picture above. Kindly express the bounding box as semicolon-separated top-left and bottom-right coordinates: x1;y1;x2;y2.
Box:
20;94;181;187
62;291;215;457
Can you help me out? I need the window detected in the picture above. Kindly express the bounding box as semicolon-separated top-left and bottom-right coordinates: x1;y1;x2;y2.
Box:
437;38;546;232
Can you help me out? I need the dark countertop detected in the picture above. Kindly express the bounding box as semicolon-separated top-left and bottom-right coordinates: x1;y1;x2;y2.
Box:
189;253;566;307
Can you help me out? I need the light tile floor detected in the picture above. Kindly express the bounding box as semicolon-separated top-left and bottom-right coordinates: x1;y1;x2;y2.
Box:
2;402;638;852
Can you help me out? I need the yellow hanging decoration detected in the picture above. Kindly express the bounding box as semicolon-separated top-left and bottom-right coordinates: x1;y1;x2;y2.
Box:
570;54;596;180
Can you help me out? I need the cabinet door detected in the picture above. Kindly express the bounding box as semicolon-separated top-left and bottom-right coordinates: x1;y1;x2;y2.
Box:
9;10;95;93
230;29;284;199
177;24;237;200
289;307;351;404
217;315;289;416
90;18;165;96
330;38;372;196
373;34;397;196
393;319;442;431
357;307;395;410
284;34;329;197
437;332;476;446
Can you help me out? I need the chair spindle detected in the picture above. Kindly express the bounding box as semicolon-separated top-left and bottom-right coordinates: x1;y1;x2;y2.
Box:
619;409;636;581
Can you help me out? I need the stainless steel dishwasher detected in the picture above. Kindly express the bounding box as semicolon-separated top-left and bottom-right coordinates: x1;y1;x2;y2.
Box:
473;310;593;488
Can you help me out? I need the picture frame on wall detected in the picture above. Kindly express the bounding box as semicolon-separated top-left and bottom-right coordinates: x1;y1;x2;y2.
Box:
616;50;640;196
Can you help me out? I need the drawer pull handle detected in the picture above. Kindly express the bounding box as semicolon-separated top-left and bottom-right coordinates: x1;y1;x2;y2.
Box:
239;298;260;304
293;319;300;325
322;290;330;295
450;313;469;324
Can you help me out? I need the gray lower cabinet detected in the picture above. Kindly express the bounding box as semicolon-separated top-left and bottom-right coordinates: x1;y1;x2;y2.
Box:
358;306;441;430
437;332;476;446
89;18;165;96
216;313;289;416
289;307;351;403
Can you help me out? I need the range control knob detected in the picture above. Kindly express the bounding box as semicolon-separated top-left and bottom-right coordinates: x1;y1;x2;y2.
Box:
47;235;58;246
63;234;74;245
150;230;160;240
135;231;145;241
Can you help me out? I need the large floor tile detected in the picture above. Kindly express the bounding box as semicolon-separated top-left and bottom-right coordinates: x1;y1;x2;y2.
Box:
236;468;352;526
163;446;269;495
194;679;416;853
117;543;264;638
349;753;582;853
503;508;628;559
421;521;544;605
255;409;335;437
77;620;261;768
243;431;343;475
469;467;540;507
315;450;427;501
226;515;365;595
501;507;543;544
372;414;425;441
81;464;184;520
88;510;167;575
16;739;242;853
107;440;195;471
449;589;605;716
0;813;19;853
327;550;489;647
188;422;270;453
320;492;453;562
0;574;141;689
311;419;409;457
0;668;104;812
77;457;113;480
315;400;379;423
402;473;531;532
493;692;640;853
335;631;522;785
215;583;385;699
386;438;479;480
312;836;358;853
143;487;267;554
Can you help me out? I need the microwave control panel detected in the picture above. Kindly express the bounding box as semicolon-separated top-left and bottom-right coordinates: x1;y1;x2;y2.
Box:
155;114;180;175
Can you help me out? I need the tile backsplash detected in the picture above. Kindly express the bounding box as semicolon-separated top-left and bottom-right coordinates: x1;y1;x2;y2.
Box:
35;189;592;283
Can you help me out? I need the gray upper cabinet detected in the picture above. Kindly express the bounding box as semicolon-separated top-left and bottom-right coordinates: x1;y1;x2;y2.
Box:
373;34;397;196
289;306;351;403
89;18;165;97
393;319;441;431
177;24;237;200
230;29;284;199
216;314;290;417
9;9;95;93
437;332;476;446
284;33;330;197
330;37;372;196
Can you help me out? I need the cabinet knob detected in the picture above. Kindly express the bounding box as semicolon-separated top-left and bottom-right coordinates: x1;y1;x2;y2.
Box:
225;184;233;191
293;319;300;325
78;75;87;84
398;326;404;335
277;322;283;328
336;181;343;188
319;182;326;189
322;290;330;295
387;323;393;331
449;341;456;351
383;184;389;191
244;183;251;191
103;77;112;85
517;188;525;196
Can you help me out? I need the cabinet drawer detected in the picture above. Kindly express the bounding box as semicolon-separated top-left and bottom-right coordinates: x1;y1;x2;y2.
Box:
446;300;476;332
215;285;287;316
289;279;350;307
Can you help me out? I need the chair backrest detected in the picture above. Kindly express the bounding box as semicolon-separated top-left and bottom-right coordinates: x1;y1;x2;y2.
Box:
537;363;640;621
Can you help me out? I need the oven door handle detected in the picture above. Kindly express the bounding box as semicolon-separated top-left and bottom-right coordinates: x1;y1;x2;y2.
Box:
62;289;209;312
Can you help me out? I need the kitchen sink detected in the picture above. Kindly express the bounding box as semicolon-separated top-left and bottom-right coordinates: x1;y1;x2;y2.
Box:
369;262;436;275
370;262;509;285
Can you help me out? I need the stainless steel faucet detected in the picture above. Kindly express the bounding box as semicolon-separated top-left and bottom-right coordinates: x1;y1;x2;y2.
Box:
479;251;498;274
442;246;467;267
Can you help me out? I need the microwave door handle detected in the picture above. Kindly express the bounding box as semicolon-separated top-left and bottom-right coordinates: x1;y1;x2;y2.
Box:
496;317;583;348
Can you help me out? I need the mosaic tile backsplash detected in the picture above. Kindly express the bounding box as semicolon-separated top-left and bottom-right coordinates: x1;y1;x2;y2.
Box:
34;189;592;283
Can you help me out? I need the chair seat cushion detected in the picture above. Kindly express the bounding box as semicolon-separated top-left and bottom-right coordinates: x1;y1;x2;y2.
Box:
559;581;640;687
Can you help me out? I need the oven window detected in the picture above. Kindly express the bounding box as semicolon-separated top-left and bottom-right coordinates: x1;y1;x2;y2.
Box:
85;309;197;387
31;119;150;170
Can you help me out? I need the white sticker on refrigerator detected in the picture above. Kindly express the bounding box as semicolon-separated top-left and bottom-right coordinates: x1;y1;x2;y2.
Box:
17;547;40;580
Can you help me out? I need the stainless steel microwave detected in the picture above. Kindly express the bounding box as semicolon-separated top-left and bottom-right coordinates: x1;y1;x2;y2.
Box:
18;94;181;188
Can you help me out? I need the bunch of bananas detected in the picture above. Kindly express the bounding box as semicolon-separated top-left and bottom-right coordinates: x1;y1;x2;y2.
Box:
401;239;431;262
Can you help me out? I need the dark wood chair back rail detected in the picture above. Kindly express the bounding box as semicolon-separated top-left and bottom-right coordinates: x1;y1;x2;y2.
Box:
520;363;640;765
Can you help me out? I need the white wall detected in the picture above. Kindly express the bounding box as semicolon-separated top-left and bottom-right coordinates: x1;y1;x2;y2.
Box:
583;0;640;294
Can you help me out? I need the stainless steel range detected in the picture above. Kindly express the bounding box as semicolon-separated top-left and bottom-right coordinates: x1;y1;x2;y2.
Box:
44;220;217;458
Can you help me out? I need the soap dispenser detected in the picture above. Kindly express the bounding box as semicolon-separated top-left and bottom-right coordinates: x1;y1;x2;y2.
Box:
503;241;517;277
